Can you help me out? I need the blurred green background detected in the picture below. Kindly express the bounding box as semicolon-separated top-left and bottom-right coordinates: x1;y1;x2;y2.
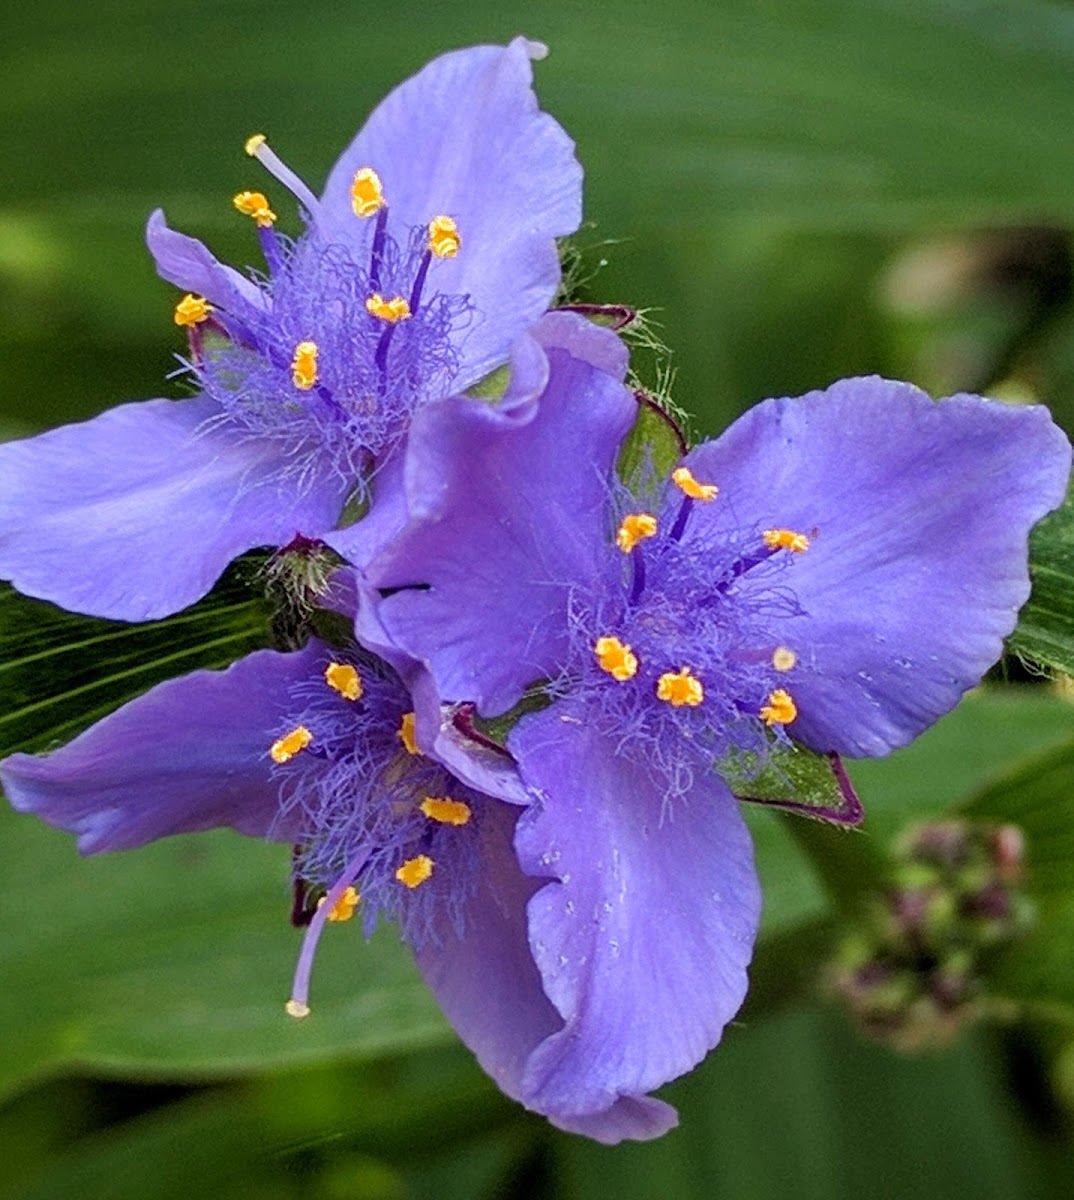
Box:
5;0;1074;1196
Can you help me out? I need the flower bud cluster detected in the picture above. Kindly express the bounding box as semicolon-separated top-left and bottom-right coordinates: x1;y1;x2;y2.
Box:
830;820;1033;1050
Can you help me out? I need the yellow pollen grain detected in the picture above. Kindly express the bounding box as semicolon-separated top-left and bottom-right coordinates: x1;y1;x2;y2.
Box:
760;688;798;726
594;635;638;681
656;668;704;707
232;190;277;226
428;214;460;258
398;712;420;755
420;796;473;826
244;133;267;157
396;855;435;889
772;646;798;672
270;725;312;764
173;294;211;327
672;467;719;502
351;167;385;217
317;885;360;922
616;512;658;553
324;661;362;700
365;293;411;323
291;341;319;390
763;528;810;553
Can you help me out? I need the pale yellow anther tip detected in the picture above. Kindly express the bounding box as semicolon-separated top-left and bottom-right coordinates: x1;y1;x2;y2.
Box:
616;513;658;554
656;667;704;708
285;999;311;1020
594;635;638;681
325;661;362;701
772;646;797;672
244;133;267;157
270;725;313;764
351;167;385;217
763;528;810;553
428;215;460;258
365;293;411;323
760;688;798;726
398;712;420;756
396;854;435;889
672;467;718;502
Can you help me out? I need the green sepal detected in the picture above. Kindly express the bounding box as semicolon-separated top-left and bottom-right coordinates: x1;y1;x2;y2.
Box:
0;559;273;756
468;687;553;748
720;740;864;826
1008;486;1074;676
465;363;511;402
616;391;688;500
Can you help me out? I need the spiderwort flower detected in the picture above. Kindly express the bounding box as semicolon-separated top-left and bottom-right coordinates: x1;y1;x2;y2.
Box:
360;314;1072;1127
0;38;581;620
0;627;682;1142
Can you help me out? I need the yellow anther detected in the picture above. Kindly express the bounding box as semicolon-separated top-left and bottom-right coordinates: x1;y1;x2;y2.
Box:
616;512;658;553
365;293;411;323
324;662;362;701
232;190;277;226
760;688;798;726
173;294;211;327
244;133;267;157
270;725;312;764
291;341;319;390
285;999;311;1019
428;215;460;258
672;467;719;502
594;636;638;681
351;167;385;217
763;528;810;553
772;646;798;672
420;796;473;826
656;668;704;708
318;885;360;922
396;855;435;889
398;712;420;755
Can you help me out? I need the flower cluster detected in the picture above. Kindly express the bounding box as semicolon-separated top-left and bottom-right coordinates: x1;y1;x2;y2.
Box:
0;39;1070;1144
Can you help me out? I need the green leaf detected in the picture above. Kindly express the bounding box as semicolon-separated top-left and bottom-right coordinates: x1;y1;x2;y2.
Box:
962;736;1074;1023
0;804;451;1103
560;1006;1049;1200
1008;489;1074;676
0;561;273;756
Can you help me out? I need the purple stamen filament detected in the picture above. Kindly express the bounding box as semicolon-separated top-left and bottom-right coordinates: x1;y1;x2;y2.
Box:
629;545;647;604
669;495;693;543
257;225;285;277
369;206;389;293
287;845;370;1017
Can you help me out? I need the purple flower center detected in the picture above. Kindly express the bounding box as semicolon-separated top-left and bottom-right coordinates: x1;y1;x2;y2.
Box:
180;145;473;500
559;470;810;793
267;649;488;1014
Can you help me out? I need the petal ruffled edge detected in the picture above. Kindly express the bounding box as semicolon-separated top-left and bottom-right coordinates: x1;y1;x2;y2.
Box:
318;38;582;389
508;698;760;1129
681;377;1071;756
0;644;322;853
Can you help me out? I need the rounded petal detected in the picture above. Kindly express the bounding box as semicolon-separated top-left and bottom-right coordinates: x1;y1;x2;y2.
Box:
413;795;673;1143
509;699;760;1127
146;209;266;315
0;397;348;620
684;377;1072;756
0;645;322;853
319;39;582;388
369;314;635;716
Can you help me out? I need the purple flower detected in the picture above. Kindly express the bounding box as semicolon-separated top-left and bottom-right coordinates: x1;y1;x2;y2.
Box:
0;619;680;1142
0;39;581;621
361;311;1072;1124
